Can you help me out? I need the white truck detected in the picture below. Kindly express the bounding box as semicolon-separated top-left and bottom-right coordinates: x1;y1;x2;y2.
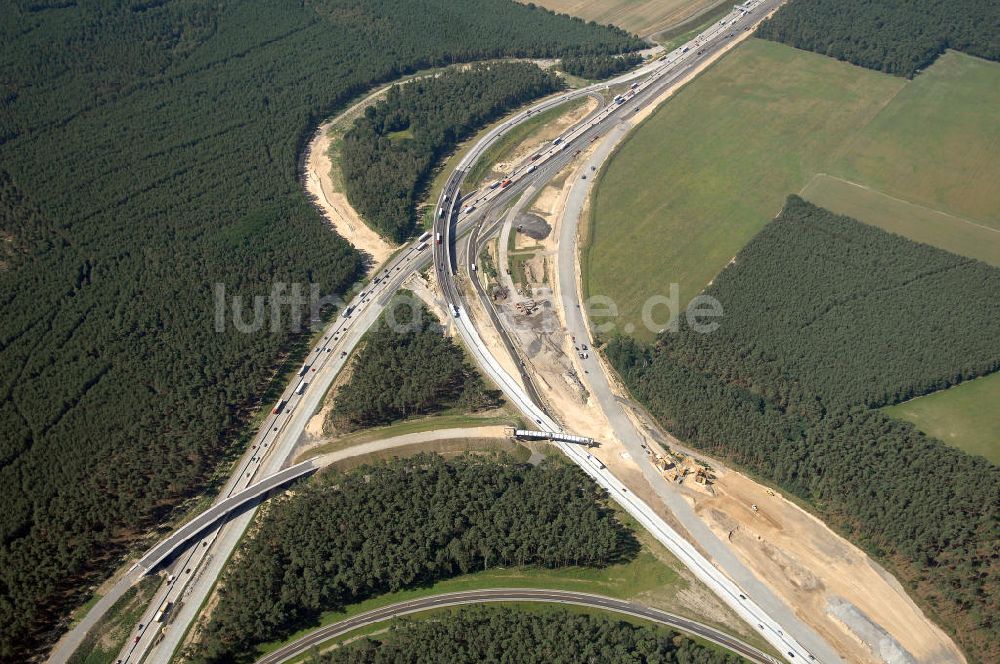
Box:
154;602;173;623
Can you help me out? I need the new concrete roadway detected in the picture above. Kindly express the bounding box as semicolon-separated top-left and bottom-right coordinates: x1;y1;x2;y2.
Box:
255;589;779;664
440;2;840;661
549;118;842;664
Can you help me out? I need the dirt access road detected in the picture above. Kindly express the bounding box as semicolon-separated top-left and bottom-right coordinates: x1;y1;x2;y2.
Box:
303;88;397;266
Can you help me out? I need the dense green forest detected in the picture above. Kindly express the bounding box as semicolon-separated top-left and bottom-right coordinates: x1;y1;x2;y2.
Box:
314;605;745;663
0;0;640;658
193;454;635;662
341;64;563;241
657;196;1000;410
561;53;644;79
607;197;1000;662
756;0;1000;77
329;298;503;430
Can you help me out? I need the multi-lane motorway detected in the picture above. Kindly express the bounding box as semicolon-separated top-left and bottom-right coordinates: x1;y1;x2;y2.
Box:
52;2;831;662
256;589;778;664
52;240;436;664
429;2;834;662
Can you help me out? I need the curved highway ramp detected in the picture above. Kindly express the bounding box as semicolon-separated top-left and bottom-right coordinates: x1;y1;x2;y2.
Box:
256;589;778;664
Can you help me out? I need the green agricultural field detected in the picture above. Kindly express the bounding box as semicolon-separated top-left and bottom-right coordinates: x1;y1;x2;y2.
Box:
587;42;1000;339
586;39;903;340
827;51;1000;230
884;372;1000;465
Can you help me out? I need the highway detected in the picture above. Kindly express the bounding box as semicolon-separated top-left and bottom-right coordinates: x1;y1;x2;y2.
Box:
53;2;830;662
52;239;436;664
111;239;437;664
255;589;779;664
430;1;836;662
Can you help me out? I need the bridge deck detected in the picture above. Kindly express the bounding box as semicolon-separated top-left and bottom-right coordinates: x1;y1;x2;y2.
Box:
137;460;316;573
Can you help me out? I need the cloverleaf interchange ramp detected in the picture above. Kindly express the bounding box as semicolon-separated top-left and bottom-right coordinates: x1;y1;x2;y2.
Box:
255;589;778;664
54;3;832;662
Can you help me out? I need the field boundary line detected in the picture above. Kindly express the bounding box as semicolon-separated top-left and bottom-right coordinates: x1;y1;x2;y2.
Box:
824;76;907;166
802;173;1000;234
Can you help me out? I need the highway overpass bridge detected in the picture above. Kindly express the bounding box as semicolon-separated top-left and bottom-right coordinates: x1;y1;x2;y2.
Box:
512;429;596;447
135;460;317;573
